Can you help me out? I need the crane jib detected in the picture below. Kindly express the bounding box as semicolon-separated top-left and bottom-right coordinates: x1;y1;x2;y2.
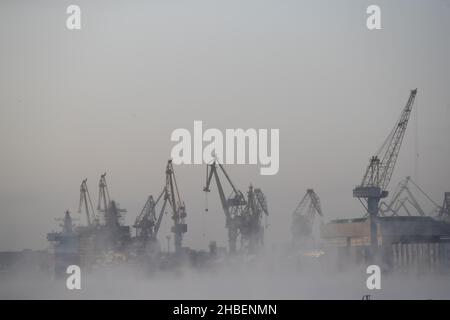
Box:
360;89;417;191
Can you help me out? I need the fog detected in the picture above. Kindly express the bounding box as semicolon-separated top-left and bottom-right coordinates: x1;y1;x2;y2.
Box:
0;1;449;303
3;251;450;300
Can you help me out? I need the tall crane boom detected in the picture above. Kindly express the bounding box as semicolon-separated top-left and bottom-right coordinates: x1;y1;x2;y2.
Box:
241;185;269;252
360;89;417;191
379;177;425;217
78;178;97;226
95;173;127;229
203;161;246;253
97;172;110;212
379;176;441;217
165;160;188;252
354;89;417;255
133;161;187;253
203;160;268;253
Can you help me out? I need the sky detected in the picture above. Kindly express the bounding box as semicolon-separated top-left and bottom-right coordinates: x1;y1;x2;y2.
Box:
0;0;449;251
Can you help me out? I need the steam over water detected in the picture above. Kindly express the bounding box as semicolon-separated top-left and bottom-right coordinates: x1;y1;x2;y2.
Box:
1;0;449;301
2;252;450;300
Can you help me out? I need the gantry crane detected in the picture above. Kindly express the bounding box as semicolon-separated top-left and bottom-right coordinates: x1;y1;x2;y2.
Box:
78;179;97;226
133;161;187;250
203;160;268;253
379;176;441;217
292;189;323;244
353;89;417;251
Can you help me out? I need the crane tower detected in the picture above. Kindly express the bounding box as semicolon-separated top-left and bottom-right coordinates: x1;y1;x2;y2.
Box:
353;89;417;252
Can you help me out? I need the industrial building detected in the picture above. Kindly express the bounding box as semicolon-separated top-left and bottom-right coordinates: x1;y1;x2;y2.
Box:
321;216;450;272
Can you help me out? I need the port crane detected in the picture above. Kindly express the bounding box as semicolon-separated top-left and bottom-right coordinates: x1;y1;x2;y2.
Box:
78;179;97;226
379;176;441;217
292;189;323;244
96;173;126;229
160;160;188;253
204;160;245;253
134;195;161;243
353;89;417;251
241;185;269;251
439;192;450;222
133;161;188;251
203;160;268;253
47;210;77;242
97;173;110;212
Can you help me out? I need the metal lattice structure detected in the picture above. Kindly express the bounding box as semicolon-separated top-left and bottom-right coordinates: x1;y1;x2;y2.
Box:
353;89;417;251
96;173;126;228
97;173;110;212
292;189;323;242
133;195;159;242
78;179;97;226
133;160;188;252
379;176;441;217
360;89;417;191
240;185;269;251
203;160;268;253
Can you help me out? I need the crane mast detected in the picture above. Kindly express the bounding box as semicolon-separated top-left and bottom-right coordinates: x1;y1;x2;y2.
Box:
203;160;268;253
96;173;126;229
78;178;97;226
360;89;417;190
204;161;246;253
97;172;110;213
292;189;323;244
439;192;450;222
133;161;187;253
353;89;417;253
133;189;167;245
379;176;442;217
134;195;157;241
379;177;425;217
242;185;269;252
165;160;187;253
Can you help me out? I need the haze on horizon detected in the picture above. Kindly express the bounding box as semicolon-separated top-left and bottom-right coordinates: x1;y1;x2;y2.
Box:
0;0;449;252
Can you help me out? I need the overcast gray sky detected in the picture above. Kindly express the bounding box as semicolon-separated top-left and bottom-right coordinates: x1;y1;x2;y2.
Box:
0;0;449;251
